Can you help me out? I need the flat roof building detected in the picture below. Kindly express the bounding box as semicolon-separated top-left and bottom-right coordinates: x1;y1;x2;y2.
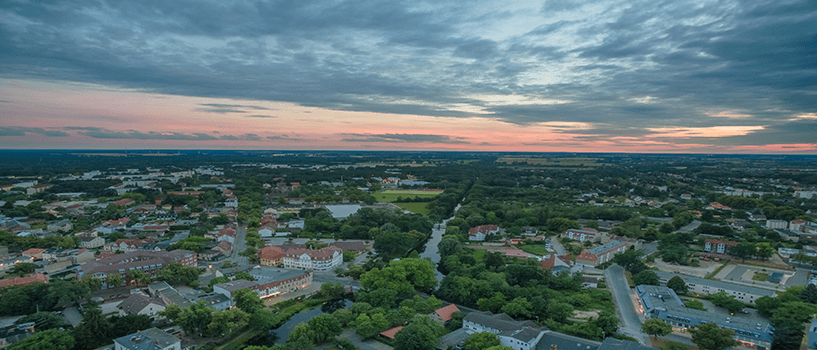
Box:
655;271;775;304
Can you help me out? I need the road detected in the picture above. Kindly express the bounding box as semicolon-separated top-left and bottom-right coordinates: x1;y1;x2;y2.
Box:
213;224;250;274
676;220;701;233
550;238;567;255
640;242;658;256
606;264;650;346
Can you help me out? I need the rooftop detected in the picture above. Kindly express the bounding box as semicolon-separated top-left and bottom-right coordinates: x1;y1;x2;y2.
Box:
654;271;776;297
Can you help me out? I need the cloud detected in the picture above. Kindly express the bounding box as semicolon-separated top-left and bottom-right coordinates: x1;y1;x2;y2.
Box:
0;127;69;137
340;133;470;144
0;0;815;150
266;135;300;141
79;129;219;140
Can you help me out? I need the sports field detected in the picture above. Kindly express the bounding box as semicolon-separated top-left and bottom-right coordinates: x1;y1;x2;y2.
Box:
373;189;443;202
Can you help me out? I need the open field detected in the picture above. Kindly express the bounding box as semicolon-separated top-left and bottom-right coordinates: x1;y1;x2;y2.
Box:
520;244;551;256
497;157;606;167
374;189;443;202
393;202;430;215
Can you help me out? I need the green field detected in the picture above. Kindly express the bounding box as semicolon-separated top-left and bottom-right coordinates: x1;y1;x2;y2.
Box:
520;244;551;256
394;202;431;216
374;189;443;202
752;272;770;281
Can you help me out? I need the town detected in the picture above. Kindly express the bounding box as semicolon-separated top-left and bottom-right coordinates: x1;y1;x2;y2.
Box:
1;151;816;350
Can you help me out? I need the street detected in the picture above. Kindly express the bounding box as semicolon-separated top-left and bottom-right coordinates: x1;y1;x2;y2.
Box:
213;224;250;274
606;264;650;346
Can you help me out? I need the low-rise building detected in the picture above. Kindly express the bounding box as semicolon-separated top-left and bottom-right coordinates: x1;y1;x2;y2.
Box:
463;311;545;350
77;234;106;249
655;271;775;304
429;304;460;324
283;246;342;271
0;323;34;349
468;225;499;241
114;328;181;350
0;256;33;275
636;285;772;349
766;220;788;229
78;250;197;289
258;246;284;267
0;273;48;289
47;219;73;232
575;241;628;267
560;228;601;242
703;239;739;254
117;293;166;318
249;267;312;299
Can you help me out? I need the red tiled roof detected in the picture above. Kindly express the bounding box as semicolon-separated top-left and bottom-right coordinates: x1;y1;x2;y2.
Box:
111;198;135;206
283;246;342;260
259;246;284;261
468;225;498;235
380;326;403;339
0;273;48;288
433;304;460;322
22;248;46;255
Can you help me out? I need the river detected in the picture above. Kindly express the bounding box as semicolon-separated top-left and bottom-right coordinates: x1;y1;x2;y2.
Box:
419;204;461;284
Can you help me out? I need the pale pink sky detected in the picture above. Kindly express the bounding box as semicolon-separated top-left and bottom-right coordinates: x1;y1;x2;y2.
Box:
1;79;814;153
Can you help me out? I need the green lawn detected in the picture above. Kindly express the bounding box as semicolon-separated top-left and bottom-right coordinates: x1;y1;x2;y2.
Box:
394;202;430;215
472;249;486;262
519;244;551;256
752;272;770;281
374;189;443;202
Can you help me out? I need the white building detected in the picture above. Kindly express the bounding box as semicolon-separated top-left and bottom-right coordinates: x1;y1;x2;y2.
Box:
283;246;343;271
114;328;180;350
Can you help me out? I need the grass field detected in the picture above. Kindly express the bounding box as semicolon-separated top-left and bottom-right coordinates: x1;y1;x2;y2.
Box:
520;244;551;256
497;157;605;167
752;272;770;281
374;189;443;202
394;202;431;216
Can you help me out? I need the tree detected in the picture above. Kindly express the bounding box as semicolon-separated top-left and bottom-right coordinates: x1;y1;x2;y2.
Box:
81;275;103;291
8;329;74;350
611;249;645;274
317;282;345;300
234;272;256;281
547;302;574;322
290;314;342;345
71;307;111;350
106;274;124;288
500;297;533;319
207;308;249;337
684;299;706;311
15;312;70;331
355;314;377;339
755;295;781;317
593;311;619;337
710;292;744;314
728;242;755;261
772;317;805;350
127;269;152;285
477;292;506;314
632;270;659;286
110;314;153;338
666;276;688;294
463;332;500;350
801;284;817;304
343;250;356;262
394;316;443;350
8;262;36;277
438;238;462;257
234;288;264;313
157;262;201;286
641;318;672;339
689;323;738;350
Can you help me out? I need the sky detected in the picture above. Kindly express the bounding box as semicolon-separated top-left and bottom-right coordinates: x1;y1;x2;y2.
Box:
1;0;815;153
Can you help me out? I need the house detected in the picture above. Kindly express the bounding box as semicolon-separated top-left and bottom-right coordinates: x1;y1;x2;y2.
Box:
148;282;190;307
117;294;166;318
0;323;35;349
258;246;284;267
540;254;572;275
258;226;274;237
748;212;767;222
47;219;73;232
0;256;33;275
637;285;772;349
282;246;343;271
791;220;811;232
0;273;48;289
213;241;232;255
379;326;403;340
78;233;106;249
680;194;692;200
213;279;260;303
196;293;231;310
111;198;135;207
808;318;817;350
429;304;460;323
21;248;46;260
560;228;601;242
575;241;628;267
248;267;312;299
113;328;181;350
107;238;155;252
463;312;545;350
330;241;366;253
468;225;499;241
96;218;131;234
703;239;739;254
766;220;788;229
521;226;538;236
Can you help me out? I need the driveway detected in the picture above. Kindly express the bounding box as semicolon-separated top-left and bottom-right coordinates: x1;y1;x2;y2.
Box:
676;220;701;233
606;264;650;345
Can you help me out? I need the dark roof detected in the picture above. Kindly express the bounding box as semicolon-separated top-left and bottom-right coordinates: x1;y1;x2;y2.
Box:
536;331;601;350
464;312;524;333
598;337;658;350
117;294;164;314
114;327;180;350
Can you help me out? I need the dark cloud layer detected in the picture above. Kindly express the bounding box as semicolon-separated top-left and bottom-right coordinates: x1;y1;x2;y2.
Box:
1;0;815;147
0;127;69;137
341;133;470;144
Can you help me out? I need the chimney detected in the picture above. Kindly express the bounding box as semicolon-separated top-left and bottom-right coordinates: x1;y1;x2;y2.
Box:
551;344;557;350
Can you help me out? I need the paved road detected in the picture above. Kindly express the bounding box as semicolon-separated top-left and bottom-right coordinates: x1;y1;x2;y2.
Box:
606;264;650;346
676;220;701;233
213;223;250;274
550;238;567;255
787;267;810;287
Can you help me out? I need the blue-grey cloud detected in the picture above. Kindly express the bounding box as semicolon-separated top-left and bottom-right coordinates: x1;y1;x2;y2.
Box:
78;129;219;140
0;0;815;148
0;127;69;137
341;133;470;144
